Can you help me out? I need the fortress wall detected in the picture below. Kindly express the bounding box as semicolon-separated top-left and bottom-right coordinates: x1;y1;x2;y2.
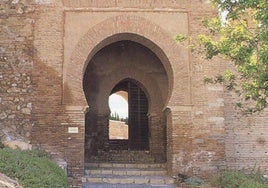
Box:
1;1;267;187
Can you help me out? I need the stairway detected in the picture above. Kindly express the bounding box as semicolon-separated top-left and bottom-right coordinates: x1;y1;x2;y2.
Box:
82;162;177;187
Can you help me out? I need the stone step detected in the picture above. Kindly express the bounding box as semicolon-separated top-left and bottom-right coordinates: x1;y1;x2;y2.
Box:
83;162;176;186
82;174;175;185
104;156;155;163
85;163;166;169
85;167;167;176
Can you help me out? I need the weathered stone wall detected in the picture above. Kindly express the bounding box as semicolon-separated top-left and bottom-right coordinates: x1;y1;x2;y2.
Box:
225;92;268;173
167;1;226;177
0;0;35;143
63;0;188;8
29;1;78;185
1;0;267;187
31;1;65;152
187;1;268;176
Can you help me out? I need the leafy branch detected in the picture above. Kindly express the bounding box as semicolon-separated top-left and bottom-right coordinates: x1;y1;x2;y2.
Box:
177;0;268;114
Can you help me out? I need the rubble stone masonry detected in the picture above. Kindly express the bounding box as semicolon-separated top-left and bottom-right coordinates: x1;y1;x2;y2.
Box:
0;0;35;143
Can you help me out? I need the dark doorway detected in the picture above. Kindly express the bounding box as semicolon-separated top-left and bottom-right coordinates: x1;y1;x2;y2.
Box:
83;39;169;163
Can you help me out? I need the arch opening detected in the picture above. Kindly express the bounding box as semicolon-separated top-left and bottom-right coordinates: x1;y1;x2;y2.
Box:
108;91;129;140
108;79;150;150
82;32;174;109
84;38;170;163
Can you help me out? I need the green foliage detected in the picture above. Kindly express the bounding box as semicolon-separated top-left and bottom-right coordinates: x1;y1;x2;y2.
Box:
177;0;268;114
110;112;120;121
175;34;189;43
0;141;5;149
212;170;268;188
0;148;69;188
185;177;204;185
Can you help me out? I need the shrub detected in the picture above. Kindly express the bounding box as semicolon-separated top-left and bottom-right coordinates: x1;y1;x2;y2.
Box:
212;170;268;188
0;148;69;188
0;141;4;149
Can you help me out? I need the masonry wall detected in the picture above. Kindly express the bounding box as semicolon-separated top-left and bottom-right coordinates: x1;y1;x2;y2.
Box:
225;92;268;172
31;1;66;154
0;0;35;143
0;0;267;187
187;1;268;176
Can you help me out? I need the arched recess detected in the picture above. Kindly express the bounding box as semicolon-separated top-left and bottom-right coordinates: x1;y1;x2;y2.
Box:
64;15;191;107
65;15;191;164
83;40;169;162
109;79;150;150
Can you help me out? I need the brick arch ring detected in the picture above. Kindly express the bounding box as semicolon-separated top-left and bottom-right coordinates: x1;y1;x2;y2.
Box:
67;14;187;107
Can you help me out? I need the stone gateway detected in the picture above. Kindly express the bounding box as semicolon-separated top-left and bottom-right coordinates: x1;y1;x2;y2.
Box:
0;0;267;187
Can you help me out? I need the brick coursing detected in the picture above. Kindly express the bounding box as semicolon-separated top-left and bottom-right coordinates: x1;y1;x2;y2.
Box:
1;1;267;187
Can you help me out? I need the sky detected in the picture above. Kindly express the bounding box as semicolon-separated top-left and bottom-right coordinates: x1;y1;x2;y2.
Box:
109;93;128;119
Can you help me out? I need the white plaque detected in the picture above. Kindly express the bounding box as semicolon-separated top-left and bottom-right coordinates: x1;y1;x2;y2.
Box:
68;127;79;133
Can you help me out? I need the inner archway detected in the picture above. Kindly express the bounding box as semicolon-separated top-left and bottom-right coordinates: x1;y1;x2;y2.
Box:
83;39;170;163
109;79;149;150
